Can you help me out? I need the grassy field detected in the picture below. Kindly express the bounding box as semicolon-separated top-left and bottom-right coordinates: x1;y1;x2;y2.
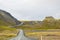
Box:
0;29;60;40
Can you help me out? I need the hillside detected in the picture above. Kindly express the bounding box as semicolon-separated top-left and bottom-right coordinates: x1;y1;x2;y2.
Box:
0;10;60;30
18;16;60;29
0;10;22;27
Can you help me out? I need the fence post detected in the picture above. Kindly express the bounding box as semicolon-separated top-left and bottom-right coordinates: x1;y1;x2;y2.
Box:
41;36;43;40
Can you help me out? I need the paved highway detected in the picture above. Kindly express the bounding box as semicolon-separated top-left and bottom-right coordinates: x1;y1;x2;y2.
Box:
10;29;37;40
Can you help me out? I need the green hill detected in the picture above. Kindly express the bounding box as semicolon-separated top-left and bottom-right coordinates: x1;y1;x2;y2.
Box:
0;10;60;30
17;16;60;30
0;10;22;27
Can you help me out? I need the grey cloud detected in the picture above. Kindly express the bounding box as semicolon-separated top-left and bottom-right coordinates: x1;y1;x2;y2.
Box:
0;0;60;20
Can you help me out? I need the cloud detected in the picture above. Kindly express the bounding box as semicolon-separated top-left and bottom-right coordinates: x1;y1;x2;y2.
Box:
0;0;60;20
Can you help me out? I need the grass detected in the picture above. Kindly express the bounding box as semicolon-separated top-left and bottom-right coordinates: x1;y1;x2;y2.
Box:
0;30;60;40
0;26;16;31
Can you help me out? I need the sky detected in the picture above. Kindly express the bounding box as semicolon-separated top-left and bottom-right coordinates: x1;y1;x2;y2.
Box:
0;0;60;20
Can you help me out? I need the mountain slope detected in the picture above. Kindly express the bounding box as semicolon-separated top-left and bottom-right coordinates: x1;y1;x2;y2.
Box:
0;10;22;27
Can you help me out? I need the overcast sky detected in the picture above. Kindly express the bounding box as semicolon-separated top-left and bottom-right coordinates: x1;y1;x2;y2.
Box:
0;0;60;20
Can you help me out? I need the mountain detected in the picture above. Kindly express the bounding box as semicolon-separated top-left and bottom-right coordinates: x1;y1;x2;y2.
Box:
23;21;43;25
43;16;55;22
20;16;60;29
0;10;22;27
